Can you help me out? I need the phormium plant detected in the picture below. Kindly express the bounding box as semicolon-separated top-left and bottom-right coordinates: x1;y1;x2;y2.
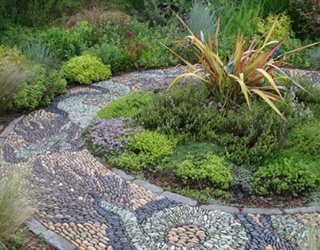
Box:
166;15;319;118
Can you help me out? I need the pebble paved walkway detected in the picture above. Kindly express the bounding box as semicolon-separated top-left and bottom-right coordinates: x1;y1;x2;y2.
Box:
0;67;320;250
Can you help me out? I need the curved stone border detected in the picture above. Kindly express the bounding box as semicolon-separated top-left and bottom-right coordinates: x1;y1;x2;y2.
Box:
0;115;24;147
27;219;76;250
111;167;320;215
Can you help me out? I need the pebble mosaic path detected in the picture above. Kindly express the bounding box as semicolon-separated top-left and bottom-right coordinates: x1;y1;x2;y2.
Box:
0;67;320;250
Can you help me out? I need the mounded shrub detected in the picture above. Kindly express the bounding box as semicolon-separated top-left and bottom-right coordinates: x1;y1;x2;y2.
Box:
41;27;87;61
40;69;67;106
8;65;47;110
62;55;111;84
286;121;320;157
138;85;302;166
97;92;152;119
88;43;129;73
253;158;318;196
8;65;67;110
175;153;232;190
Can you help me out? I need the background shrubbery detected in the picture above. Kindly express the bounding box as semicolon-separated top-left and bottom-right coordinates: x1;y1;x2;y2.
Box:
0;0;318;113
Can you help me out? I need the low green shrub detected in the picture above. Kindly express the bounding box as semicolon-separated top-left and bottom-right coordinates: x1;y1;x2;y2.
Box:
167;187;231;203
97;92;152;119
88;43;129;73
139;85;302;166
8;66;67;110
286;121;320;157
41;27;87;62
0;25;37;47
176;153;232;190
8;65;47;110
62;55;111;84
253;158;318;196
230;165;255;197
40;70;67;106
161;142;218;168
0;170;35;248
138;85;213;139
110;131;177;171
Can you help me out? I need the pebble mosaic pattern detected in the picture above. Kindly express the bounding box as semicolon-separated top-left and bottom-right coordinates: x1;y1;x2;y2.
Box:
0;67;319;250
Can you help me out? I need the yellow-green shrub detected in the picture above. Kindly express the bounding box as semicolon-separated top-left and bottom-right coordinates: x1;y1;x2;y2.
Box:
176;153;232;189
62;55;111;84
0;45;26;67
110;131;177;171
253;158;317;196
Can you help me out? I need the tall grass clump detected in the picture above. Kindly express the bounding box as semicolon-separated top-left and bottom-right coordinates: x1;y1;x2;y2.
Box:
0;62;29;111
188;1;216;39
0;169;36;248
209;0;263;55
305;226;320;250
167;16;318;117
21;40;55;69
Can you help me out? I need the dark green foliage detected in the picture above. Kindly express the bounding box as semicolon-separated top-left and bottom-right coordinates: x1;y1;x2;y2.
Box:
138;85;213;139
138;85;301;166
230;165;255;197
287;0;320;40
175;153;233;190
97;92;152;119
210;103;295;166
41;27;87;62
0;0;86;27
88;43;129;73
162;142;218;168
110;131;177;171
253;158;318;196
0;25;37;47
40;70;67;106
140;0;192;26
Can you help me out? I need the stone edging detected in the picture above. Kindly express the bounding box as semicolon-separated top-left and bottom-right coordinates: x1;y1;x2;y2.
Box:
112;168;320;215
27;219;76;250
0;115;24;147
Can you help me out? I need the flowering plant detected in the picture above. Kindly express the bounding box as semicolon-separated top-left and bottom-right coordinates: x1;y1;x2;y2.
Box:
87;118;142;157
126;32;145;63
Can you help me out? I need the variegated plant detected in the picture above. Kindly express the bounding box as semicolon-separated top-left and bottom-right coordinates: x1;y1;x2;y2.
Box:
165;16;319;118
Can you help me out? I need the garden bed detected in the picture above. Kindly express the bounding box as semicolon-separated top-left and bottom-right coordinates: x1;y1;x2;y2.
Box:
85;76;320;208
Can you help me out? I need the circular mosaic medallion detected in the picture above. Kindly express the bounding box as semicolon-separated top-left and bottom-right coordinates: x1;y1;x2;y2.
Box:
166;224;207;248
